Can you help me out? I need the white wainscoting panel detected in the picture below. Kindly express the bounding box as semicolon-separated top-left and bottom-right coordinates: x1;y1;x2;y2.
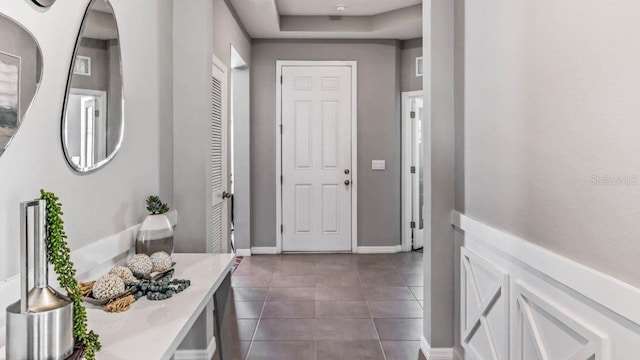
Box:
514;282;609;360
452;211;640;360
461;248;509;360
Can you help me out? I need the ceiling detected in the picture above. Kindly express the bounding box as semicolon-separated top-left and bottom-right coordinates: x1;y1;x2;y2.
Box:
228;0;422;40
277;0;421;16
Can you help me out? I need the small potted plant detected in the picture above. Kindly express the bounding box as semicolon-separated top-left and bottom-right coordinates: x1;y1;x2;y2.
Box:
135;195;174;256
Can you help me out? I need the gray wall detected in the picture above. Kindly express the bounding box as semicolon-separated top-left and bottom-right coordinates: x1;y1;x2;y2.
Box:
107;40;122;155
250;39;402;248
401;38;423;92
465;0;640;288
422;0;461;349
213;0;251;251
0;15;39;121
72;38;109;91
172;0;251;255
453;0;465;354
172;0;214;254
0;0;174;281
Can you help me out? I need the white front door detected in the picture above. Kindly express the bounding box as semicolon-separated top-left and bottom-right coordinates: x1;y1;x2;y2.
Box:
281;65;353;252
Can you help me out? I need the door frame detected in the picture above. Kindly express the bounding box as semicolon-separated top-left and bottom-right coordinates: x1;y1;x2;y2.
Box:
275;60;358;254
67;88;108;167
401;90;424;252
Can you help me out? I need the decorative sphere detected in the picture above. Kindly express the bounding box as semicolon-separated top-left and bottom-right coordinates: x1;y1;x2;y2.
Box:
93;274;126;300
150;251;173;272
108;266;137;283
127;254;153;276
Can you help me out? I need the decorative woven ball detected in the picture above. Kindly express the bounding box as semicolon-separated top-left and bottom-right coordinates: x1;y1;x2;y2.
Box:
127;254;153;276
150;251;173;272
92;274;125;300
108;266;137;283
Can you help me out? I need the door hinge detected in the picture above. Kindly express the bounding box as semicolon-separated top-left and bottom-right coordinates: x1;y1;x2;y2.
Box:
280;175;283;184
280;125;283;134
280;224;284;233
410;111;416;119
280;76;283;84
95;109;100;117
410;221;416;229
410;166;416;174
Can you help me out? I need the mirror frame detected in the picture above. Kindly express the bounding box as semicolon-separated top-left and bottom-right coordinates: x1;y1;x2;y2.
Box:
32;0;56;7
61;0;124;173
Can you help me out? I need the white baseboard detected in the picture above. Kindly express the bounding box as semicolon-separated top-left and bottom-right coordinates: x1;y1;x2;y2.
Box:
235;248;251;257
453;347;463;360
251;247;279;255
174;336;216;360
356;245;402;254
420;336;456;360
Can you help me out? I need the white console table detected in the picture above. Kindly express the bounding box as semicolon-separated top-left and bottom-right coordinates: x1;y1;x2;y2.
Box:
87;253;235;360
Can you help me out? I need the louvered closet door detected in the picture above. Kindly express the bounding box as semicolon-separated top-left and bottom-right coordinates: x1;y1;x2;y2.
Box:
209;62;229;254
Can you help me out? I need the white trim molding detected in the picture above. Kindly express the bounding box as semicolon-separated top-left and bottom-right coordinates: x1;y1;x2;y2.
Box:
235;249;252;257
420;336;459;360
275;60;358;254
452;210;640;359
173;336;216;360
250;247;279;255
356;245;402;254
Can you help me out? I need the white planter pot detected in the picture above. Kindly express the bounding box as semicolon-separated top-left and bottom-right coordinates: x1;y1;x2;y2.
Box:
136;214;174;255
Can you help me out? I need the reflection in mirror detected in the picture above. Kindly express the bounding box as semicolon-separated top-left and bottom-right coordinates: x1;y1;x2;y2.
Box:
0;14;42;157
63;0;123;172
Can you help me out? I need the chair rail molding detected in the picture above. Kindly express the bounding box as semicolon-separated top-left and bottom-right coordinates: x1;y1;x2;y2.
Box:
452;210;640;359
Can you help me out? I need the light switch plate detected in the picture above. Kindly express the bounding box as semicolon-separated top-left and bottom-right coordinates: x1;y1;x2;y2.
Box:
371;160;386;171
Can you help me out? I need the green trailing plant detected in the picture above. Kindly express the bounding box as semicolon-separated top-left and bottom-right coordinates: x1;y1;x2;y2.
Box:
146;195;169;215
40;190;101;360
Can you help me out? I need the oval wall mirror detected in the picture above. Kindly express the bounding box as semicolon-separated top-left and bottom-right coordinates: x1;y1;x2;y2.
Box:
62;0;123;173
0;14;43;158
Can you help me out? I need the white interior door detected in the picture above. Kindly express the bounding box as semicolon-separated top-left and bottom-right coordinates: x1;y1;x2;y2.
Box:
281;65;353;252
79;96;95;168
209;60;230;254
411;96;425;250
402;91;425;251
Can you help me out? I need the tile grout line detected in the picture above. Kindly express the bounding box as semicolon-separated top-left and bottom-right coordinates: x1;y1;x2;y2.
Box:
244;255;281;359
356;256;389;360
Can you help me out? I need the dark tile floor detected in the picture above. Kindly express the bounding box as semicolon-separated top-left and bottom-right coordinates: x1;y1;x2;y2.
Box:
230;252;426;360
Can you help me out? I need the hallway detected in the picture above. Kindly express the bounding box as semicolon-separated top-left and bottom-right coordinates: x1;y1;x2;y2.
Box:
230;253;425;359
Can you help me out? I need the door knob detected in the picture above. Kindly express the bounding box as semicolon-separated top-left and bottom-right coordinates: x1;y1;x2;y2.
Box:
344;169;350;174
222;191;233;199
344;180;351;186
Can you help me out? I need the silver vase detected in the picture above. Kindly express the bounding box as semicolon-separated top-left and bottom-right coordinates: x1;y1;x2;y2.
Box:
135;213;174;255
6;200;75;360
